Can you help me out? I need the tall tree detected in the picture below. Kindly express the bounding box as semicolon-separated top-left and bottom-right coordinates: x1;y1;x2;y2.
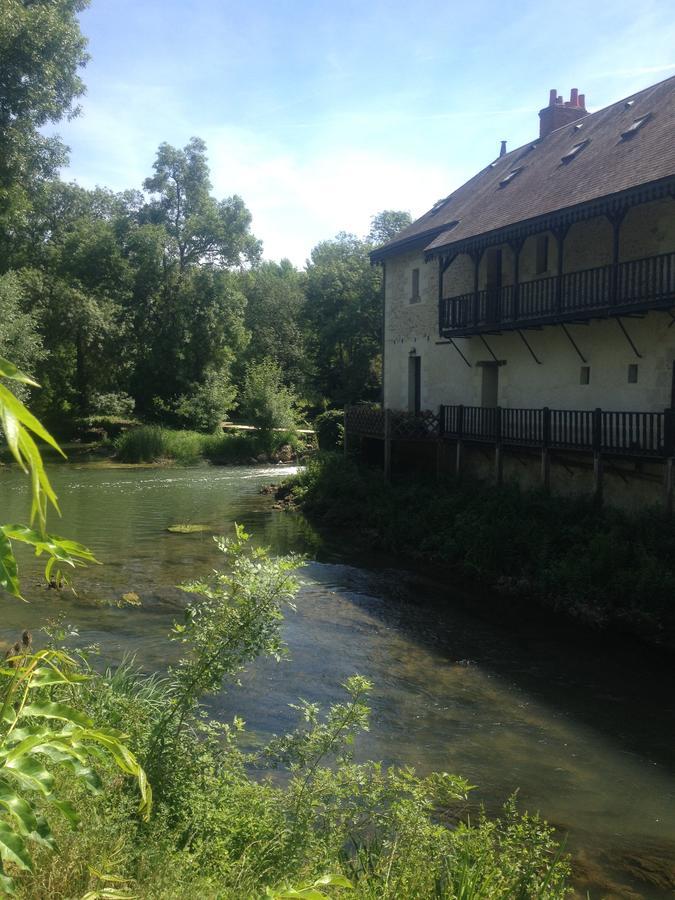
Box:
240;259;308;391
305;232;382;405
142;137;261;271
368;209;412;246
0;0;89;264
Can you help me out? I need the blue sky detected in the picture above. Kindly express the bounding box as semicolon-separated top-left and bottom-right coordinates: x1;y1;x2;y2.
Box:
51;0;675;265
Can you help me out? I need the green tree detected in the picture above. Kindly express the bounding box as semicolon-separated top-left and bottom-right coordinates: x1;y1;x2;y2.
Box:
368;209;412;246
304;232;382;406
142;137;261;271
0;0;89;263
0;272;45;381
240;259;308;391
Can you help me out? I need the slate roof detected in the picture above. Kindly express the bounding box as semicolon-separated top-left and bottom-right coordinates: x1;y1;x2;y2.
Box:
371;75;675;262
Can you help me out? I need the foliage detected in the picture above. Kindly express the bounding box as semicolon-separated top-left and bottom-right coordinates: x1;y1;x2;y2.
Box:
0;639;150;894
0;0;89;260
0;358;149;895
170;366;236;432
368;209;412;246
239;359;299;431
304;233;382;406
313;411;344;451
0;273;46;387
88;391;135;418
10;530;568;898
114;425;303;465
239;260;309;393
0;357;97;596
142;137;261;271
286;453;675;643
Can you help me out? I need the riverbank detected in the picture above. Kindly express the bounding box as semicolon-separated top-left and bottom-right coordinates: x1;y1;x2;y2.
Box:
0;425;315;467
280;453;675;649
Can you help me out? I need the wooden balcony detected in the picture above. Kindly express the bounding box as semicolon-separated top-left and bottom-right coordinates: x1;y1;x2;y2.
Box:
439;250;675;336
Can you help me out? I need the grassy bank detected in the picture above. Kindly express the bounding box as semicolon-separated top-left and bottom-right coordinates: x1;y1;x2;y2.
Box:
115;425;307;465
284;453;675;646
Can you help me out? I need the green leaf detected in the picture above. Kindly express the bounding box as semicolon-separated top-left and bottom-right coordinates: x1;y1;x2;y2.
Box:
0;822;32;871
0;532;21;599
28;667;89;688
4;756;55;796
62;760;102;794
0;782;39;835
52;798;80;829
20;702;93;728
0;357;38;387
0;382;62;455
29;817;57;852
0;870;16;895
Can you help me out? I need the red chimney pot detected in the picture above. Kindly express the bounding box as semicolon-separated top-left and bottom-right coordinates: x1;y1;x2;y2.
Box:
539;87;587;137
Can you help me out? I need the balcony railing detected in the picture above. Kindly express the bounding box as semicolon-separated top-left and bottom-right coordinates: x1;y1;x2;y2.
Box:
439;250;675;334
345;405;674;458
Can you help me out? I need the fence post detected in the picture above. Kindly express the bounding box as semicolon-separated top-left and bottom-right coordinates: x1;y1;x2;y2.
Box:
592;407;603;505
664;408;674;516
436;405;445;479
456;404;464;477
383;408;392;483
541;406;551;490
494;406;503;486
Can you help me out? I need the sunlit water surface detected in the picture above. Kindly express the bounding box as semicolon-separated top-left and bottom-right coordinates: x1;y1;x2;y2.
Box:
1;463;674;898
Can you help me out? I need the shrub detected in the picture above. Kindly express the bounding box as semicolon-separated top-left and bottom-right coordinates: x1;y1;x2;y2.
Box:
239;359;298;431
172;367;237;432
314;410;344;450
115;426;204;465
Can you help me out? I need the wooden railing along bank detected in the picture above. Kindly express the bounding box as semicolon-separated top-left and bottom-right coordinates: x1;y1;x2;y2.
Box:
345;404;675;507
346;404;674;458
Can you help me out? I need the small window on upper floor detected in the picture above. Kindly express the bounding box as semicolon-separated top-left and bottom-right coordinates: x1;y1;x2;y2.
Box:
410;268;420;303
535;235;549;275
628;363;638;384
580;366;590;385
499;166;525;187
621;113;652;139
561;139;590;164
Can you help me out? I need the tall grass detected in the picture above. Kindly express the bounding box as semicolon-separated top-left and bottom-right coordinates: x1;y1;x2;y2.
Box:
115;425;303;465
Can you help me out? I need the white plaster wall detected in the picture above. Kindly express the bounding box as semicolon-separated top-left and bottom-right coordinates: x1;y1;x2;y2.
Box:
383;199;675;414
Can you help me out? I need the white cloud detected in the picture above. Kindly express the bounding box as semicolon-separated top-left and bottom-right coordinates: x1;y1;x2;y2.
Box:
204;125;458;265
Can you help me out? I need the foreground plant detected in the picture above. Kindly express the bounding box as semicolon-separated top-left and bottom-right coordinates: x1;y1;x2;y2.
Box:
0;359;150;894
0;357;96;597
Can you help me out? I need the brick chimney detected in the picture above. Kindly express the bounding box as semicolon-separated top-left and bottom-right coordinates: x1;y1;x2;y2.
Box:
539;88;587;138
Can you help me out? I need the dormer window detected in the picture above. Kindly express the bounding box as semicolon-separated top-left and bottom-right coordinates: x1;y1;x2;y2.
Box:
621;113;652;139
499;166;525;187
429;196;450;216
561;139;590;163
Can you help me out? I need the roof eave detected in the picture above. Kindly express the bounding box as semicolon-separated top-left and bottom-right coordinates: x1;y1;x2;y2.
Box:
424;174;675;261
370;224;452;264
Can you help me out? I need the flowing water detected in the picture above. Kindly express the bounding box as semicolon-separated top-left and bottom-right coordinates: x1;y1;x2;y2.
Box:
1;462;674;898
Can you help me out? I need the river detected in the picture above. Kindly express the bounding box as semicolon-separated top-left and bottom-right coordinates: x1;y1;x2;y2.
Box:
1;462;674;898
